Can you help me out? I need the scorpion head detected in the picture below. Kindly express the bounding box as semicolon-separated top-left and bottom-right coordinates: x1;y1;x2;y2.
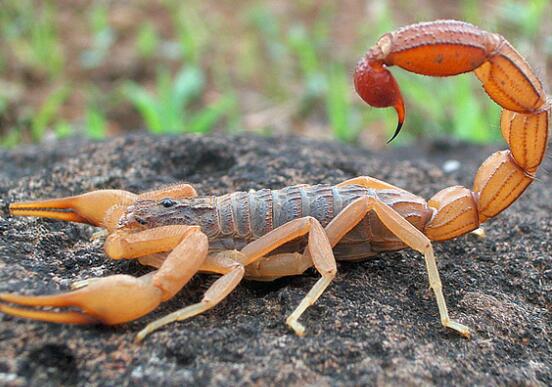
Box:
118;198;185;230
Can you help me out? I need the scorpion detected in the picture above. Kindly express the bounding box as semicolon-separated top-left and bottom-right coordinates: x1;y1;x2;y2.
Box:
1;20;549;343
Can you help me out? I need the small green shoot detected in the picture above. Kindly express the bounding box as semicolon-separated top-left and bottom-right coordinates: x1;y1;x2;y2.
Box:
8;2;65;79
31;86;70;141
136;23;159;58
81;4;115;68
85;108;108;140
54;121;73;139
0;128;22;149
326;64;360;142
124;66;234;134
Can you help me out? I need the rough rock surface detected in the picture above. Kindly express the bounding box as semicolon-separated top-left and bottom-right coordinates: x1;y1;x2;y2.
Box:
0;134;550;386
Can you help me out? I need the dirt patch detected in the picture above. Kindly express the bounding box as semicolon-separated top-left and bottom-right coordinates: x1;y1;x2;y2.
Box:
0;134;551;386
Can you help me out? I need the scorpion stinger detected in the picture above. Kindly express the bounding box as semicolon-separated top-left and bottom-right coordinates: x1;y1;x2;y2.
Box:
386;120;404;144
354;40;406;143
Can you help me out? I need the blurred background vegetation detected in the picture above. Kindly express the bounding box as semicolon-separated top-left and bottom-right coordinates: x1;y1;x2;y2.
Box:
0;0;550;149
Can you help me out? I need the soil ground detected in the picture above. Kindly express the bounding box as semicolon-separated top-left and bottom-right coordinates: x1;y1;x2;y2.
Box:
0;134;551;386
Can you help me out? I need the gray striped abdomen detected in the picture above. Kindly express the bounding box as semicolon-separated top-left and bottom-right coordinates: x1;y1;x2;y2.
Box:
208;183;431;259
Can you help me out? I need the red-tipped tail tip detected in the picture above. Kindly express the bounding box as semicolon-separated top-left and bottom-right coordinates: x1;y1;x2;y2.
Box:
386;99;406;144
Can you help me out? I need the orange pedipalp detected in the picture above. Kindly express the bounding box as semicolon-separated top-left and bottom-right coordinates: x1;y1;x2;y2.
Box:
0;291;81;307
9;199;89;223
0;274;164;326
9;190;137;227
0;304;97;324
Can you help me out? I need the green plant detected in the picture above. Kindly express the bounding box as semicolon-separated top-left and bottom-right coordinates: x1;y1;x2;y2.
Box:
136;23;159;58
124;66;235;134
498;0;548;38
393;70;500;144
287;20;362;142
287;24;324;98
81;4;115;68
6;2;64;79
166;0;208;64
31;85;70;141
54;121;73;139
0;128;22;148
325;64;361;142
85;107;108;139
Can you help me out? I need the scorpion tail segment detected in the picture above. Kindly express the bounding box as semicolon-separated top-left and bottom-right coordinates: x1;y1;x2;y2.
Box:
500;106;550;175
356;20;549;143
354;55;406;141
0;273;163;325
9;190;137;228
474;39;546;113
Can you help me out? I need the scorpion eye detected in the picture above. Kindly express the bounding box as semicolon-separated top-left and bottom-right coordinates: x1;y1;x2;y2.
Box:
160;198;176;208
135;216;147;225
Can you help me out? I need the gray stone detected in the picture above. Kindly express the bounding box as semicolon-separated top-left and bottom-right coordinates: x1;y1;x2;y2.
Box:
0;134;550;386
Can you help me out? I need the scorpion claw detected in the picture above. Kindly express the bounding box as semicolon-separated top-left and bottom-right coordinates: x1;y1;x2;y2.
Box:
0;303;97;324
9;190;137;229
0;274;163;325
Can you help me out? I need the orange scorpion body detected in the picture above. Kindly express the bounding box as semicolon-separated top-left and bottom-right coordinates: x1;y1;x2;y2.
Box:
2;20;549;342
126;184;431;262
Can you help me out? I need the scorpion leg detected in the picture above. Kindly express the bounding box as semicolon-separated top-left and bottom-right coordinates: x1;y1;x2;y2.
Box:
337;176;407;191
325;196;470;337
137;253;168;269
244;253;312;281
0;226;209;326
104;225;201;259
73;225;194;289
136;251;245;342
240;217;337;336
144;250;313;281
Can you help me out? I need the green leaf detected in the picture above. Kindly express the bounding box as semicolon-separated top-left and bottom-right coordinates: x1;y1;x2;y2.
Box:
85;108;107;140
288;25;320;77
54;121;73;139
136;23;158;58
189;95;235;133
0;128;21;149
173;66;205;109
325;64;355;142
124;83;163;133
31;85;70;141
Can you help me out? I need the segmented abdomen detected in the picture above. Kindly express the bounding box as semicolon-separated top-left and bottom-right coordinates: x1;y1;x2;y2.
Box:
205;184;431;260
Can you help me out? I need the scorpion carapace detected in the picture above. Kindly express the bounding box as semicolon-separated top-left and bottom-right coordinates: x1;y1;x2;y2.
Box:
2;20;549;342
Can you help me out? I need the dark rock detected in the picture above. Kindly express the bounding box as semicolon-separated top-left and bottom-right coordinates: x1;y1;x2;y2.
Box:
0;134;550;386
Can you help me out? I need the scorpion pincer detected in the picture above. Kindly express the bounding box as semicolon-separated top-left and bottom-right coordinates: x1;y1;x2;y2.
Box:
2;20;549;342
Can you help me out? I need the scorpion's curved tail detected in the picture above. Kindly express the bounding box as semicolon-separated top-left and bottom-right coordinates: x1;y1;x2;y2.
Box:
355;20;550;241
